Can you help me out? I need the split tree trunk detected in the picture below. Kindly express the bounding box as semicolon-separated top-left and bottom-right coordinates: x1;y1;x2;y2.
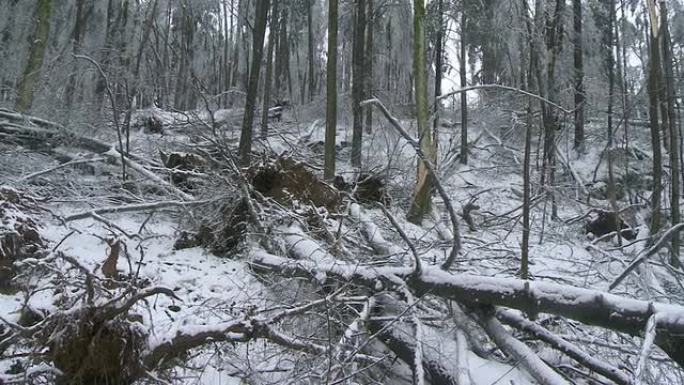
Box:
407;0;434;224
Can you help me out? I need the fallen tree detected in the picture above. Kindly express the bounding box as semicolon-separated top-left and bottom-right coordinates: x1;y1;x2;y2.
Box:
250;251;684;369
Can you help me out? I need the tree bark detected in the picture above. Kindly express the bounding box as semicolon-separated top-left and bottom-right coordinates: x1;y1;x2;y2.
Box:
406;0;434;224
432;0;444;151
351;0;366;168
307;0;315;102
260;1;278;139
238;0;270;166
645;8;663;240
15;0;52;113
364;0;374;134
64;0;88;111
660;0;680;266
324;0;339;181
572;0;585;151
251;251;684;369
459;11;468;165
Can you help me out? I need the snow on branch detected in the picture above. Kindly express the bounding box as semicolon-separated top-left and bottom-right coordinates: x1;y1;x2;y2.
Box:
250;251;684;368
435;84;573;114
360;97;462;270
475;306;570;385
497;309;632;385
64;200;212;222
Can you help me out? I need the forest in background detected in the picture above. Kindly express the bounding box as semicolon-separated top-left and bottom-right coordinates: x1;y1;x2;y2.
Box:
1;0;684;384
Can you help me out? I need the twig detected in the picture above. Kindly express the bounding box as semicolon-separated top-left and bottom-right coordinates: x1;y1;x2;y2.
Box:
377;203;422;276
435;84;572;114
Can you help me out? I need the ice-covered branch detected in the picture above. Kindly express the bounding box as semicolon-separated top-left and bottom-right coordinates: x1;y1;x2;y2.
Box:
360;98;462;270
497;309;631;385
435;84;572;114
475;307;570;385
250;251;684;368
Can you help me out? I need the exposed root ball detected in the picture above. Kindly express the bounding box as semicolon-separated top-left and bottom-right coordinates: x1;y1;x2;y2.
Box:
0;186;46;288
250;157;341;211
51;315;146;385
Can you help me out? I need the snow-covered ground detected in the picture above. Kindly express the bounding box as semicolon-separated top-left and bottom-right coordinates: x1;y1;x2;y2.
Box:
1;103;683;384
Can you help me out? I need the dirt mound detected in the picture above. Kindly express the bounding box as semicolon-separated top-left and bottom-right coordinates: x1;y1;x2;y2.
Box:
250;157;341;211
333;173;390;204
0;186;46;288
174;198;250;256
50;311;146;385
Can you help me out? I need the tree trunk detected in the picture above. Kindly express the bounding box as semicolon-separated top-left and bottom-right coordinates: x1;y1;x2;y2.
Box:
432;0;443;150
459;11;468;165
364;0;374;134
260;1;278;139
64;0;88;111
646;2;663;238
351;0;366;168
238;0;270;166
604;0;621;246
572;0;585;151
407;0;434;224
324;0;339;181
307;0;315;102
660;0;680;266
541;0;564;221
15;0;53;113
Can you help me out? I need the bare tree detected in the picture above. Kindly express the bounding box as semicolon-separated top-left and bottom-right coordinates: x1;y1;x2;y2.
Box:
238;0;270;166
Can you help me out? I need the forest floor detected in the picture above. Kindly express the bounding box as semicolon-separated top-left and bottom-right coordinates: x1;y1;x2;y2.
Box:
0;102;683;384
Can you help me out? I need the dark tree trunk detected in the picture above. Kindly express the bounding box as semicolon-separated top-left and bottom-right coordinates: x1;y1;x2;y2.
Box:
460;10;468;165
15;0;53;113
351;0;366;168
307;0;315;102
660;0;680;266
238;0;270;166
364;0;374;134
572;0;585;151
324;0;339;181
65;0;88;111
432;0;443;149
646;7;663;239
260;1;277;139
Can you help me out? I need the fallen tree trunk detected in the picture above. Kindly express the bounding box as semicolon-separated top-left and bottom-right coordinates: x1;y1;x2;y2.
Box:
367;320;459;385
0;121;191;200
250;251;684;368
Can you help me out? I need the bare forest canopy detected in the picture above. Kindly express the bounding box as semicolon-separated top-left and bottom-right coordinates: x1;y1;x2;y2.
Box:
1;0;684;384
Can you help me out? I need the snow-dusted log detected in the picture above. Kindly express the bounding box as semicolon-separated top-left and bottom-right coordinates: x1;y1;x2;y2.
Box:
0;121;191;199
250;251;684;368
64;200;210;222
145;304;381;369
349;203;401;257
367;319;459;385
0;108;65;130
18;156;105;182
496;309;632;385
475;307;570;385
